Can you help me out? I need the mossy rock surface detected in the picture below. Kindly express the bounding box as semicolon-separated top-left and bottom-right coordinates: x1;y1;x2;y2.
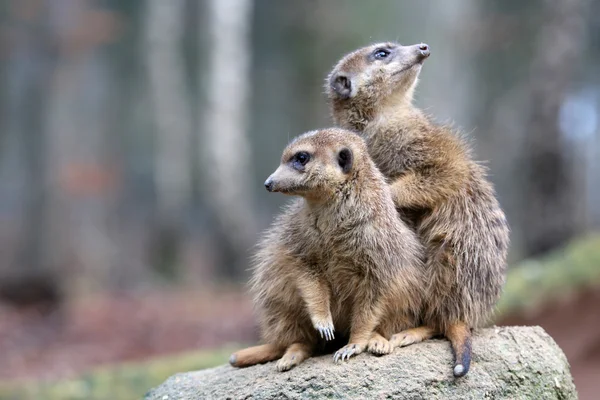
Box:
146;326;577;400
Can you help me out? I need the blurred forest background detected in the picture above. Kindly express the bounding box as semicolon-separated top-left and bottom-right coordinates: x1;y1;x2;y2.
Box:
0;0;599;399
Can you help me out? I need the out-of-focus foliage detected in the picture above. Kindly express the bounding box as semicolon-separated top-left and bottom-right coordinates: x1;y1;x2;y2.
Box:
498;234;600;315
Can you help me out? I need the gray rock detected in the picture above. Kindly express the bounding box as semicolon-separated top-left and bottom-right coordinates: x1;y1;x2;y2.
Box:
145;326;577;400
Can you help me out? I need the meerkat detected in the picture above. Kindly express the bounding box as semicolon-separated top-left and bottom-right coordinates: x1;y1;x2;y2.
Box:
229;128;424;372
326;42;510;377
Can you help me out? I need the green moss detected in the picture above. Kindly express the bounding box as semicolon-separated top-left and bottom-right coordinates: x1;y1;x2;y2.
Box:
498;234;600;315
0;346;238;400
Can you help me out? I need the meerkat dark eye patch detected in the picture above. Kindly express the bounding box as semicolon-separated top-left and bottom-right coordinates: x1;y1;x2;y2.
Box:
331;75;352;99
338;148;353;174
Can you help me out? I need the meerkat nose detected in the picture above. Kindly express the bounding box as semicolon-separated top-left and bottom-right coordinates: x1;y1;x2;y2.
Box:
264;178;274;192
418;43;430;58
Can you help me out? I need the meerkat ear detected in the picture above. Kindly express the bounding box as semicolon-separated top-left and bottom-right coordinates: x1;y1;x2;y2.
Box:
337;148;353;174
331;74;352;99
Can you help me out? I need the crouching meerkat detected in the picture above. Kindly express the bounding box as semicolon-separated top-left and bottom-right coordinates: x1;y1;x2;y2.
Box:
326;42;509;377
230;128;424;372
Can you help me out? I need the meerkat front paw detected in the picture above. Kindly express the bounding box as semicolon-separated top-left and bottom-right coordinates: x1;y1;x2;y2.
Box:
367;333;393;355
333;342;366;362
313;319;335;341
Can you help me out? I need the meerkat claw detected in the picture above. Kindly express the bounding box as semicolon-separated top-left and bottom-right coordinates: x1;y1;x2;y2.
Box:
326;327;335;341
315;322;335;341
333;343;361;363
319;327;333;341
333;347;345;362
333;350;345;362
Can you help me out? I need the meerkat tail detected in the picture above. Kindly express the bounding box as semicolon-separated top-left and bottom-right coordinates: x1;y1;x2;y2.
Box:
446;321;472;377
229;343;286;368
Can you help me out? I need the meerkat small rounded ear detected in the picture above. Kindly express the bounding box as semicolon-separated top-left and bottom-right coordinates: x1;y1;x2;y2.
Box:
331;75;352;99
338;148;353;174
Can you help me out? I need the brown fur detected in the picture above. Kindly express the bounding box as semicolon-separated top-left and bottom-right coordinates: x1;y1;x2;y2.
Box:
229;343;286;368
230;128;424;371
326;42;510;376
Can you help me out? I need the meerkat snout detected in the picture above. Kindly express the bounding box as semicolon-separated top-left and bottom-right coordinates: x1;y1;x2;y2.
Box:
265;149;311;194
418;43;430;58
264;178;274;192
394;43;431;67
263;169;287;193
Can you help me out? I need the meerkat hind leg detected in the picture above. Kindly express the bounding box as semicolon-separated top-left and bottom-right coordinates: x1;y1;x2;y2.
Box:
367;332;394;355
276;342;312;372
389;326;436;348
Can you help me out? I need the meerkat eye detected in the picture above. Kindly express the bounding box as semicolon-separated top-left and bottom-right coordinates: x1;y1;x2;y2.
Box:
295;152;309;165
291;151;310;170
373;49;390;59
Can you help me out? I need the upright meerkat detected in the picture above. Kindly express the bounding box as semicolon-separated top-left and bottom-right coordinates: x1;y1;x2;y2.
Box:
326;42;509;377
230;128;424;372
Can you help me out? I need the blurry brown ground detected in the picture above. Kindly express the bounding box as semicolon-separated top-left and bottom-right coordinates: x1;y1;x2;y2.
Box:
0;288;255;383
1;288;598;400
499;287;600;400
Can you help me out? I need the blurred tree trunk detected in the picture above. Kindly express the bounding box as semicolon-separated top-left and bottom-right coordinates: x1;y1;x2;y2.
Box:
145;0;193;278
202;0;256;279
469;1;542;260
44;0;121;292
0;0;62;310
521;0;588;256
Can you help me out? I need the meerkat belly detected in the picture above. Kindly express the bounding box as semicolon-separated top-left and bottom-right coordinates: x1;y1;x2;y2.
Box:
325;262;373;334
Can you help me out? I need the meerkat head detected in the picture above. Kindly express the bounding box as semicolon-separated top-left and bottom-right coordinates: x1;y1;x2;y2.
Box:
264;128;368;202
327;42;430;127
